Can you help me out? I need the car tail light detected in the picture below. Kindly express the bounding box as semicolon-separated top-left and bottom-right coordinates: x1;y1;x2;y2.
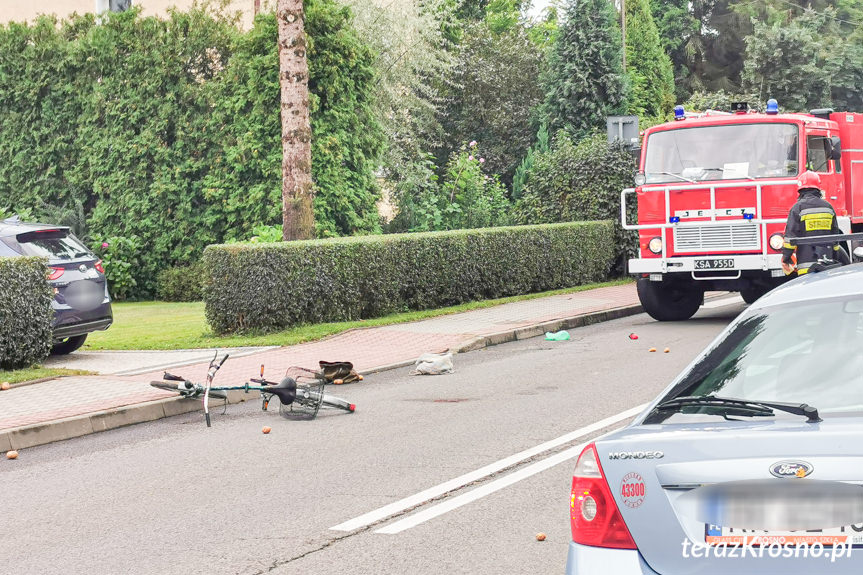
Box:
570;443;637;549
94;260;105;274
47;267;65;280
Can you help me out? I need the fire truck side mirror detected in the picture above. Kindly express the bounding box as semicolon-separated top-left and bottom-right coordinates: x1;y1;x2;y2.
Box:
829;136;842;161
630;146;642;163
853;246;863;261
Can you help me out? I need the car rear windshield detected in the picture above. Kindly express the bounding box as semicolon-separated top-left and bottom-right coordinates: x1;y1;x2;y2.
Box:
663;296;863;415
16;230;92;261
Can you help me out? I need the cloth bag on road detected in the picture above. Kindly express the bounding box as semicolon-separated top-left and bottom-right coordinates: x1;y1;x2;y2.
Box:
319;360;362;384
411;352;454;375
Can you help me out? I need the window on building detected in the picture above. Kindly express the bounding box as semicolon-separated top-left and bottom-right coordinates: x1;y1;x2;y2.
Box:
96;0;131;13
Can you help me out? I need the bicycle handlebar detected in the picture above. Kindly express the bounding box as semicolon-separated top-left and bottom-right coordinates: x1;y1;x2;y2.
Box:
219;353;230;367
163;372;185;382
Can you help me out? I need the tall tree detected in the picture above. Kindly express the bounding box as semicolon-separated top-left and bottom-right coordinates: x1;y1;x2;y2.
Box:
277;0;315;240
439;21;545;186
625;0;675;117
742;8;863;112
338;0;453;229
539;0;628;137
649;0;699;100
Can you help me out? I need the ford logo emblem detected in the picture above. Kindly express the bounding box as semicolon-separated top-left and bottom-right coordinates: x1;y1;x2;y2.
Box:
770;460;813;478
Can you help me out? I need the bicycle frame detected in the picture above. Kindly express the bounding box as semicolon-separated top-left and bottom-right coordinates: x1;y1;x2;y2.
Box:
152;357;355;427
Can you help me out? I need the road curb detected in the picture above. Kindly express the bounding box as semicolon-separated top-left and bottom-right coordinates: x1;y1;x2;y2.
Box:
455;303;644;353
0;302;644;451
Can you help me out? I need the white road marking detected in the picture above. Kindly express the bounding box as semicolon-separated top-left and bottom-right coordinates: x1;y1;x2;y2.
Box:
330;404;646;532
702;295;744;309
376;440;591;534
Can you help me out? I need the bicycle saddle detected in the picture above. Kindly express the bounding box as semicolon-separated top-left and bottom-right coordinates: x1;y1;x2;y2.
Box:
262;377;298;405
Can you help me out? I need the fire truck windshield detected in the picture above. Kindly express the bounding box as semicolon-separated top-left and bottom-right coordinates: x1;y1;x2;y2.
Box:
644;123;799;184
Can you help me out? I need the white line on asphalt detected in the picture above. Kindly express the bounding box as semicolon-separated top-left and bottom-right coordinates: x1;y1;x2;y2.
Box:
329;404;646;532
702;295;744;309
376;440;592;534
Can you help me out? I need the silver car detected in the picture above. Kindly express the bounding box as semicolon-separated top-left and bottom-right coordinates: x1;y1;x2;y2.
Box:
566;264;863;574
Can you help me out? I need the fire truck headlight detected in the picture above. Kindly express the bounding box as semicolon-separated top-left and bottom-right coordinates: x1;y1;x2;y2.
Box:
648;237;663;254
634;172;646;186
769;233;785;251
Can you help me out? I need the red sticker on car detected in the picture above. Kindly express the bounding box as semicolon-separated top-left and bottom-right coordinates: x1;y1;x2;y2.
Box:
620;472;646;508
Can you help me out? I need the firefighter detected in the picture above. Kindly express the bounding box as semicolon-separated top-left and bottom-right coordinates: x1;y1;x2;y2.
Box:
781;170;850;275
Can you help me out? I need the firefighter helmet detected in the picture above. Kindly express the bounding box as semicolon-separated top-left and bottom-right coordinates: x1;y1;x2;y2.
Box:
798;170;821;192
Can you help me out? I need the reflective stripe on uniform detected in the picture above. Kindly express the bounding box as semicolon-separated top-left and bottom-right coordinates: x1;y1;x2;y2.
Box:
783;242;796;249
800;207;835;215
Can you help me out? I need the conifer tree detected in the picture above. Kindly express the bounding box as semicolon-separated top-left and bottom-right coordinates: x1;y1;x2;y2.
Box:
625;0;675;117
539;0;629;137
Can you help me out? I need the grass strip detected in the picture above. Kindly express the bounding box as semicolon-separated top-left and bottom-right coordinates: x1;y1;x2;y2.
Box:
84;278;633;351
0;367;96;385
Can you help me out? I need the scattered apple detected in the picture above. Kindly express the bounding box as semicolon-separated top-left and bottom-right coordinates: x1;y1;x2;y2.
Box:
262;426;271;434
6;450;18;460
0;381;10;391
648;347;657;352
536;533;546;541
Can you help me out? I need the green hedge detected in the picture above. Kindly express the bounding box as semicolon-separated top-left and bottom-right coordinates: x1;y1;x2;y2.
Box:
203;221;614;334
156;263;204;302
0;257;53;369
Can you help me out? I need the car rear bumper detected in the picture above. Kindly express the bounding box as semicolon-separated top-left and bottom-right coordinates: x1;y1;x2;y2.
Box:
565;542;658;575
53;316;113;339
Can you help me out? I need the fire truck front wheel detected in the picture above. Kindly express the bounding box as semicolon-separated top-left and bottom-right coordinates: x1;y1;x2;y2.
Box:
637;278;704;321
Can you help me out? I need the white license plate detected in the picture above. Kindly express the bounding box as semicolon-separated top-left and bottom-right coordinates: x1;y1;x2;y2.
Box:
706;524;863;546
694;258;735;270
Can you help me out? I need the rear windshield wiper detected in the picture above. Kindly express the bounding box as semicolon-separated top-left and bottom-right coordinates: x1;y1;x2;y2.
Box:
654;395;822;423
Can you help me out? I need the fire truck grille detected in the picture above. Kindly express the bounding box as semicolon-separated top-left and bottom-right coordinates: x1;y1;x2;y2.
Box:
673;224;760;252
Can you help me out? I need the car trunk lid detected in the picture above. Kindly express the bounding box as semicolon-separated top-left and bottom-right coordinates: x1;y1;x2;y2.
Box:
595;418;863;574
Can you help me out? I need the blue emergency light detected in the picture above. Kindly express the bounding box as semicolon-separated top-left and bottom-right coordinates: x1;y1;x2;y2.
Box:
766;99;779;115
743;213;755;220
669;216;680;223
674;106;685;121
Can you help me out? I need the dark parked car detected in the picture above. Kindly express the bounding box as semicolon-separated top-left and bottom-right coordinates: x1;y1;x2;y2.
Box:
0;217;112;354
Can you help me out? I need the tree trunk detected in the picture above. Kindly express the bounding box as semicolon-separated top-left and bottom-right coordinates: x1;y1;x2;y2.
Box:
277;0;315;241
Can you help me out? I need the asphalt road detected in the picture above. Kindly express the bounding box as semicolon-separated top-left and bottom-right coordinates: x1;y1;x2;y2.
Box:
0;299;746;575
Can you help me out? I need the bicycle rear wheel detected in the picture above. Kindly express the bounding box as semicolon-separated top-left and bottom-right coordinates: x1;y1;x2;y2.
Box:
150;381;195;397
150;381;226;400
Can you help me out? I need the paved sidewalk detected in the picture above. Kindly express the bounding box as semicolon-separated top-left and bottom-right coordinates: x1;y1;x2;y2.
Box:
0;283;641;451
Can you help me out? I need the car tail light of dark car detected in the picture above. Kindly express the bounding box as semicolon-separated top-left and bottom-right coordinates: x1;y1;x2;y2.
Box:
570;443;637;549
47;267;65;280
94;260;104;274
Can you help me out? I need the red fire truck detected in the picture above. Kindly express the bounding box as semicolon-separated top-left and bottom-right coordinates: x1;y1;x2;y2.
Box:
622;101;863;321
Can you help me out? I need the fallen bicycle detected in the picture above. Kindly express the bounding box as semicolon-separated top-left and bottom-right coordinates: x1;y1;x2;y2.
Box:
150;354;355;427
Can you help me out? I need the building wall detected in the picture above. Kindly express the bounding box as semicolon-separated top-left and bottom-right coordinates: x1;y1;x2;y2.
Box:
1;1;271;29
